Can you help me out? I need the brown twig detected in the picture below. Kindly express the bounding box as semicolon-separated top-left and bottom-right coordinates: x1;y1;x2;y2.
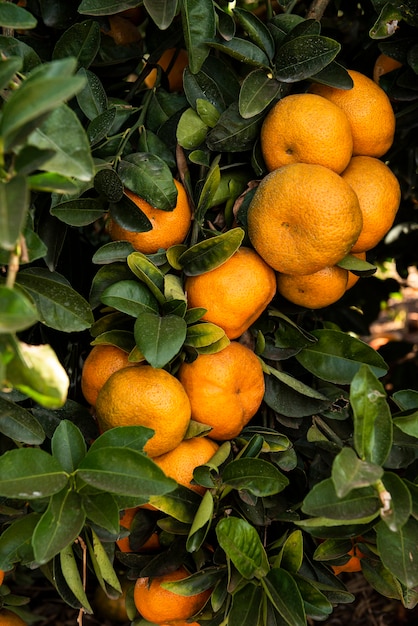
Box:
306;0;332;20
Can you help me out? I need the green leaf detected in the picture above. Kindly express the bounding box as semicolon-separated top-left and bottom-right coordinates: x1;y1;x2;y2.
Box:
5;339;70;409
0;3;37;30
186;490;214;552
14;146;56;176
177;108;209;150
33;488;86;565
369;3;405;39
392;389;418;411
0;448;68;499
51;420;87;474
239;69;282;119
147;484;202;523
0;176;29;250
185;322;226;348
87;108;117;146
380;472;412;532
127;252;166;304
60;544;93;613
274;35;340;82
143;0;178;29
0;395;44;445
206;102;264;152
179;228;244;276
0;61;86;151
92;241;135;264
393;410;418;437
229;583;262;626
233;8;275;60
0;513;39;571
208;38;270;69
89;425;154;454
100;279;159;317
264;366;331;418
118;153;177;211
52;20;101;69
310;61;354;88
27;104;95;181
262;568;306;626
0;56;23;91
302;478;380;521
50;198;105;226
82;492;120;535
134;311;187;368
194;156;221;223
337;253;377;275
0;35;41;72
278;530;304;574
293;575;333;621
77;447;176;498
78;0;141;16
351;364;393;466
16;268;94;332
76;68;108;121
376;517;418;588
162;566;220;595
89;262;134;310
88;528;122;593
295;329;388;384
216;516;269;579
332;447;383;498
0;286;38;333
361;559;402;602
196;98;220;127
222;458;289;496
182;0;216;73
28;172;79;194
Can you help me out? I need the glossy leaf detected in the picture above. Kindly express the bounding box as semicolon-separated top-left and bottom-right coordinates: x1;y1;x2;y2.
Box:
393;410;418;438
0;35;41;71
208;38;270;68
92;241;135;264
228;583;262;626
380;471;412;532
181;0;216;73
275;35;340;82
134;310;187;368
194;156;221;223
206;102;264;152
51;420;87;474
33;489;86;565
177;108;209;150
222;458;289;496
233;8;275;60
0;395;44;445
278;530;304;574
183;64;227;112
127;252;166;303
52;20;101;69
264;365;331;418
82;492;120;535
147;484;202;523
60;544;93;613
392;389;418;411
27;104;95;181
87;109;117;145
295;329;388;384
109;194;152;233
179;227;244;276
143;0;178;29
239;68;282;118
0;175;29;250
361;559;402;602
331;447;383;498
302;478;380;521
118;153;177;211
101;279;159;317
196;99;221;128
0;513;39;571
89;425;154;454
262;568;306;626
89;262;135;310
293;574;333;621
94;168;124;203
310;61;354;88
77;447;176;498
88;528;122;592
76;68;108;121
78;0;140;15
50;197;105;226
351;364;393;466
216;516;269;579
0;286;38;333
28;172;79;194
186;490;214;552
376;517;418;588
16;268;94;332
185;322;226;348
0;448;68;499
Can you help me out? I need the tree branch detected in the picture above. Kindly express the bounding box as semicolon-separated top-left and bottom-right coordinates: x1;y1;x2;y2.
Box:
306;0;332;21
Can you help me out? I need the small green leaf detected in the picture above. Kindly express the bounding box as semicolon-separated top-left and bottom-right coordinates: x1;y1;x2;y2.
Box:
177;108;208;150
82;492;120;535
0;286;38;333
262;568;306;626
147;484;202;523
0;448;68;499
239;69;282;119
28;172;79;194
127;252;166;304
92;241;135;264
233;7;275;60
302;478;380;521
0;56;23;91
0;176;29;250
207;38;270;68
51;420;87;474
0;513;40;571
275;35;340;82
194;156;221;223
182;0;216;73
216;516;269;579
278;530;303;574
88;528;122;592
196;98;220;127
222;458;289;496
118;153;177;211
50;198;105;226
185;322;226;348
89;425;154;454
393;410;418;437
228;583;262;626
60;545;93;614
0;395;44;445
180;228;244;276
337;254;376;275
101;279;159;317
186;490;214;552
143;0;178;29
380;472;412;532
332;447;383;498
376;517;418;588
52;20;101;69
206;102;264;152
134;311;187;368
76;68;108;121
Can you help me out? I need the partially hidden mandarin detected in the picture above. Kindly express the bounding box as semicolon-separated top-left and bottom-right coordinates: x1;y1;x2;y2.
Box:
309;69;396;158
95;366;191;457
341;156;401;253
276;265;348;309
178;341;265;440
185;247;276;339
331;545;365;575
373;53;402;84
134;566;211;623
108;179;192;254
247;163;362;275
0;611;27;626
81;343;136;407
0;570;4;586
144;48;188;92
152;436;219;495
261;93;353;174
116;507;160;553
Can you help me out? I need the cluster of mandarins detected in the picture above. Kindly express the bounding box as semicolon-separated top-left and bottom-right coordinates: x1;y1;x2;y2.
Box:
247;67;401;310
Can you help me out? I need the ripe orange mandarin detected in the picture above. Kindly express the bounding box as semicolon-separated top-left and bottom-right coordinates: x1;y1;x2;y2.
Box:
0;611;27;626
116;507;160;553
260;93;353;174
81;343;136;407
373;53;402;84
309;69;396;158
144;48;189;92
108;179;192;254
178;341;265;440
0;570;4;585
332;545;365;575
247;163;362;275
276;265;349;309
95;365;191;457
185;246;276;339
134;566;211;623
341;156;401;253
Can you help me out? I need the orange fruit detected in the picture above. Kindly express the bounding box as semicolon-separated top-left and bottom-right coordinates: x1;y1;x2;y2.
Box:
0;611;27;626
341;156;401;253
81;343;137;407
346;251;367;290
331;546;365;575
178;341;265;440
108;179;192;255
134;566;211;623
261;93;353;174
309;69;396;158
152;436;219;495
104;14;141;45
0;570;4;585
160;622;200;626
95;366;191;457
116;507;161;553
185;246;276;339
144;48;189;92
247;163;362;275
373;53;402;84
276;265;348;309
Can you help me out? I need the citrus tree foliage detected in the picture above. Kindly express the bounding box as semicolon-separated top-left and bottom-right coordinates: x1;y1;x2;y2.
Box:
1;0;418;623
